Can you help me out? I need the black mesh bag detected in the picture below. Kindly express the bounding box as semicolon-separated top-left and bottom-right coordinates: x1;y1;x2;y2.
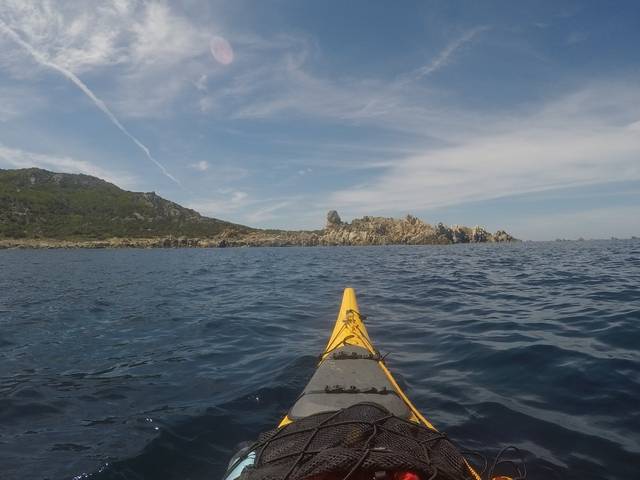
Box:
239;403;474;480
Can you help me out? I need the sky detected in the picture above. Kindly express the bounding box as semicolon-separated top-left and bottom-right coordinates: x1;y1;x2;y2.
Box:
0;0;638;240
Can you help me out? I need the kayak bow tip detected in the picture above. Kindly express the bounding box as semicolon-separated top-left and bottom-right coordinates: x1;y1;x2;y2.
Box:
339;287;359;316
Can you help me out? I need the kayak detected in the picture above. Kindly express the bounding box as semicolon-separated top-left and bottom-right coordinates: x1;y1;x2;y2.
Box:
222;288;508;480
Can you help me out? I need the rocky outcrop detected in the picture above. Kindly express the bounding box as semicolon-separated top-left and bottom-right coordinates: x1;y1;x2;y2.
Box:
326;210;342;229
311;214;515;246
0;211;516;249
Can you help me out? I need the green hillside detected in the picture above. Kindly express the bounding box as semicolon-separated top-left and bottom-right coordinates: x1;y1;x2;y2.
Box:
0;168;253;239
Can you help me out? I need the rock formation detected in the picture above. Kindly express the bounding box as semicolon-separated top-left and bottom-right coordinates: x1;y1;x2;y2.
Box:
0;210;516;249
326;210;342;229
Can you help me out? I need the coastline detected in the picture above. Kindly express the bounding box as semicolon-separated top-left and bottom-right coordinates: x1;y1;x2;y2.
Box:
0;239;515;249
1;170;518;248
0;227;517;250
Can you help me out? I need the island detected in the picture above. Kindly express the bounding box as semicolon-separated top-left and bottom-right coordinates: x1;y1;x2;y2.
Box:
0;168;516;248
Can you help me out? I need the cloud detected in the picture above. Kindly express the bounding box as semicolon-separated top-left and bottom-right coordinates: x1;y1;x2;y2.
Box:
328;82;640;216
415;26;490;78
108;2;229;118
0;15;180;185
231;191;247;202
129;2;212;69
188;189;251;218
0;142;135;188
0;1;128;74
189;160;209;171
194;74;208;91
243;200;293;224
0;1;210;73
227;58;426;127
1;2;465;135
0;1;222;118
205;36;487;143
188;190;300;226
267;27;491;129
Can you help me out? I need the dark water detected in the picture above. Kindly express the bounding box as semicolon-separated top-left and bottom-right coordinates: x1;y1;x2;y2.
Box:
1;242;639;480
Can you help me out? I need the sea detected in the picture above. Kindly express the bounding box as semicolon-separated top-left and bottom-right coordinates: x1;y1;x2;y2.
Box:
1;241;639;480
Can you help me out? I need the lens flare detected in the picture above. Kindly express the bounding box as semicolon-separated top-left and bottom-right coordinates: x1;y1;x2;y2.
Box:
210;36;234;65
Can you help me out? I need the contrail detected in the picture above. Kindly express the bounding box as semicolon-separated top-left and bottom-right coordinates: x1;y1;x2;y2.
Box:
0;19;180;185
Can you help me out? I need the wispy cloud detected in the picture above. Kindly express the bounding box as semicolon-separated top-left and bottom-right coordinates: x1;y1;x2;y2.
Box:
0;16;180;185
189;160;210;172
0;1;226;119
0;1;212;73
194;24;491;147
188;191;302;226
187;190;251;219
415;26;490;78
199;34;489;143
0;2;483;142
0;142;135;188
225;55;445;133
111;2;220;117
330;82;640;216
0;1;122;74
129;2;208;68
244;200;295;225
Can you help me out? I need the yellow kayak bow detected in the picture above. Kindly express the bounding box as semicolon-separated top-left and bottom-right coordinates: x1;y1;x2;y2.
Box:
277;287;481;480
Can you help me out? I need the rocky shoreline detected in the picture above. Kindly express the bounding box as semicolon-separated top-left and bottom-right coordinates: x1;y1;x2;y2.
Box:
0;211;516;249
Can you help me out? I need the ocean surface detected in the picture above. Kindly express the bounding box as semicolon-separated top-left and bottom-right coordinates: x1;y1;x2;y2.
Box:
1;241;639;480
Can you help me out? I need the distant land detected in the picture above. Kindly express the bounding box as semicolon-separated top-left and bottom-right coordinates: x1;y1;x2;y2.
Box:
0;168;516;248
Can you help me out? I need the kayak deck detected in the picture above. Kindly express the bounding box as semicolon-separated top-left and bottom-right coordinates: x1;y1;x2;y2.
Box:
289;344;412;419
279;287;434;430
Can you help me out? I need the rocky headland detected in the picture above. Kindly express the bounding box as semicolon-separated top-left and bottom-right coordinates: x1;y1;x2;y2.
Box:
0;210;516;249
0;168;516;249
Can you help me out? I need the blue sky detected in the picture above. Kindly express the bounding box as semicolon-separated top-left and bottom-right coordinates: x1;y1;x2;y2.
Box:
0;0;638;240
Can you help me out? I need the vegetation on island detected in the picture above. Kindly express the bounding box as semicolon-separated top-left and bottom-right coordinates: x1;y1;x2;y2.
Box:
0;168;252;240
